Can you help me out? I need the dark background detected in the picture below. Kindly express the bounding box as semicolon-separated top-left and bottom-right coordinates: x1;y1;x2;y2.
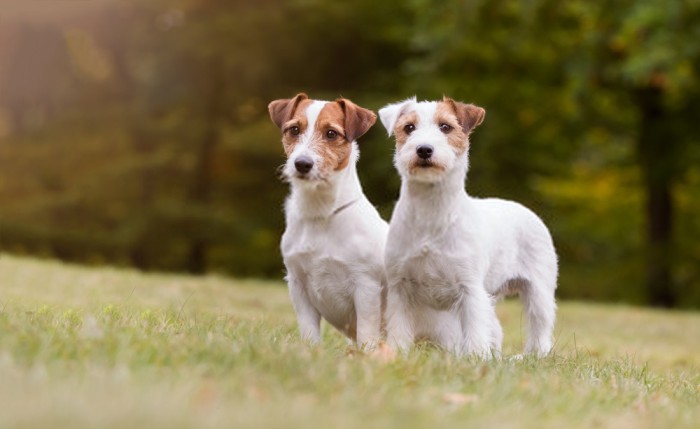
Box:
1;0;699;307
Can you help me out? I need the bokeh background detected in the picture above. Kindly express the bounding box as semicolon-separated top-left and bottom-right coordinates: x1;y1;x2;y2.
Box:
0;0;699;307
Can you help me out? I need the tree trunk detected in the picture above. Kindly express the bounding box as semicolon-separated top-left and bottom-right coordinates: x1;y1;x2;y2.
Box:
636;87;676;307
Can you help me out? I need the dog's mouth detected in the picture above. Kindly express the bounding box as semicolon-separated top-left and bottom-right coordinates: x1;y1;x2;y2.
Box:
285;170;328;185
408;159;444;173
293;172;325;181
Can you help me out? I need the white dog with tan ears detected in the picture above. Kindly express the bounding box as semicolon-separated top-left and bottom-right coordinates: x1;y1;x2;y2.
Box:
268;93;388;349
379;96;558;358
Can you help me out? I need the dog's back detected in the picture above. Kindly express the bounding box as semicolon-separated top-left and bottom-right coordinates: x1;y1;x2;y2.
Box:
469;197;558;296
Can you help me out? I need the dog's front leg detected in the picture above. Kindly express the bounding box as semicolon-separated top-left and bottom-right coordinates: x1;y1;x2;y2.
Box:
354;278;383;350
384;286;414;353
288;276;321;343
457;285;496;359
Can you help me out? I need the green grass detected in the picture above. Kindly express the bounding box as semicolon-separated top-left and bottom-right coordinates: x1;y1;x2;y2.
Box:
1;254;699;429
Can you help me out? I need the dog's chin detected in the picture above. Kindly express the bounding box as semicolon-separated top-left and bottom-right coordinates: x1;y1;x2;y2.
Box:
405;160;447;183
287;172;327;187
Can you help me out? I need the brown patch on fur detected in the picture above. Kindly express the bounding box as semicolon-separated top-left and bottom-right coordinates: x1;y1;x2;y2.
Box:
268;93;308;128
407;158;446;174
268;93;315;157
392;111;419;147
312;102;354;173
434;101;469;152
335;98;377;143
280;99;315;156
442;96;485;135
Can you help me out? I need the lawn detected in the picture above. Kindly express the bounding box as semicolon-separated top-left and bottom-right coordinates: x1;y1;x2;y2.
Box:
0;254;698;428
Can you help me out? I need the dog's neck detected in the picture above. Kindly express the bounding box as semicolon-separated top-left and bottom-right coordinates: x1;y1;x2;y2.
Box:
287;157;363;222
399;161;469;225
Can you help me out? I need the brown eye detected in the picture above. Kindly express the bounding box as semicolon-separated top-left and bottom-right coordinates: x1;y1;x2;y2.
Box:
404;123;416;134
439;123;453;133
289;126;300;136
326;129;338;140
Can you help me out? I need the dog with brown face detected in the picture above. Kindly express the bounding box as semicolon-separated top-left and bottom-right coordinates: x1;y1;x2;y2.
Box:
268;93;388;348
379;96;558;358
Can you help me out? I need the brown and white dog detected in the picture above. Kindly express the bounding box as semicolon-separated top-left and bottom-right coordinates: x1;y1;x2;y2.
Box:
268;93;388;348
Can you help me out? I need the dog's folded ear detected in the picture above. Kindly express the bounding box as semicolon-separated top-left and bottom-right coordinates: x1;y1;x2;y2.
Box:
379;97;417;136
335;98;377;143
442;96;485;134
268;93;309;129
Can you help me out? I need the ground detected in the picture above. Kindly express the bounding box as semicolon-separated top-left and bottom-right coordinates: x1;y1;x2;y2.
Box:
0;254;698;428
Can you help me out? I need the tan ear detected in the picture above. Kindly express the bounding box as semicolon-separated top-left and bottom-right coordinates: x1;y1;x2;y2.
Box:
268;93;309;129
335;98;377;142
443;96;485;134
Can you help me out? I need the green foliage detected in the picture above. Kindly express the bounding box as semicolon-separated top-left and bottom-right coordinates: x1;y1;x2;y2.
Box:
0;0;699;305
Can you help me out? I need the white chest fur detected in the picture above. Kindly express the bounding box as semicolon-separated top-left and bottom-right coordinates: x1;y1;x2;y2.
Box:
282;217;358;318
281;176;388;344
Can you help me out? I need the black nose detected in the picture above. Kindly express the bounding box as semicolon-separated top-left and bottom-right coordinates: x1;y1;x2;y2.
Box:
416;145;434;160
294;156;314;174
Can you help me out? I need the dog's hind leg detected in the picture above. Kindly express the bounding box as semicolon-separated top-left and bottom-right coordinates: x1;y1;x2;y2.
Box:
520;277;556;357
489;314;504;358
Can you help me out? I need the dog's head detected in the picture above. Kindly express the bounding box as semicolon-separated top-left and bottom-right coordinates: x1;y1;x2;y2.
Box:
268;93;376;185
379;96;485;183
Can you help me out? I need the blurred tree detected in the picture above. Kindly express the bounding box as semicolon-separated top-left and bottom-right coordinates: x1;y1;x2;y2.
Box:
26;0;411;275
0;23;72;133
0;0;698;307
571;0;700;306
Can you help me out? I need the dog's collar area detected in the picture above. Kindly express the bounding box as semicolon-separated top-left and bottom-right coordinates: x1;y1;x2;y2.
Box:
331;198;359;217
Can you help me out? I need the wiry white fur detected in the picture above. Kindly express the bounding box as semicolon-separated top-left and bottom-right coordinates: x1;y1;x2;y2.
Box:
281;101;388;348
379;98;558;358
283;101;326;183
379;96;416;136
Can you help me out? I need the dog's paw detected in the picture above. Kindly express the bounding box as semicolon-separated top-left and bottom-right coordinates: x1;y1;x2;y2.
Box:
462;339;493;360
369;341;397;363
